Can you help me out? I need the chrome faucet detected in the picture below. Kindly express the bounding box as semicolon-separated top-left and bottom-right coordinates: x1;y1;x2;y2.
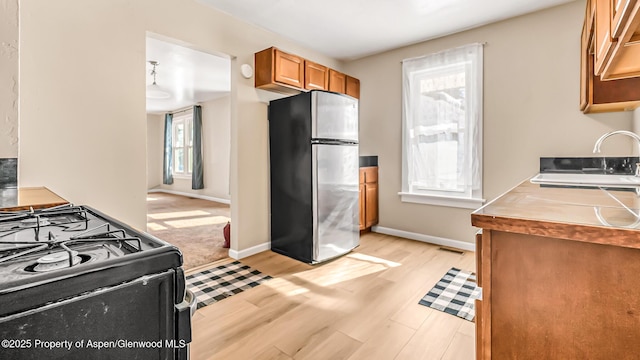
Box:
593;130;640;176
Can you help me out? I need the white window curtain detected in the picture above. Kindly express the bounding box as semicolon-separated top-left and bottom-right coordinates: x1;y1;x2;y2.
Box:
401;43;484;208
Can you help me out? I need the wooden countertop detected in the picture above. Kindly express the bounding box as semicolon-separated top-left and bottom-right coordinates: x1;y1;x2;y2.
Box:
471;178;640;250
0;187;68;211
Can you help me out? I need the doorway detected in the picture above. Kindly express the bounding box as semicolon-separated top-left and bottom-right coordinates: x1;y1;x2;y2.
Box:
145;34;232;270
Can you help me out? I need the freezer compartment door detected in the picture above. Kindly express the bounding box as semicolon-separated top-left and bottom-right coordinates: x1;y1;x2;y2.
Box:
311;91;359;142
312;143;360;262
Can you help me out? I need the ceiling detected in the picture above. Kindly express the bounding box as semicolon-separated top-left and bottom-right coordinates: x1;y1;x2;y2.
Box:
198;0;576;60
146;36;231;114
146;0;576;113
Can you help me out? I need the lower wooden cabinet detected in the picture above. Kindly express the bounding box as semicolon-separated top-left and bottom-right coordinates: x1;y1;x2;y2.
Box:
359;167;378;230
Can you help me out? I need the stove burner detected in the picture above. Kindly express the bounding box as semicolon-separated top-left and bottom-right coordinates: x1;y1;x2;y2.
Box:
34;251;81;272
24;254;91;273
0;204;144;268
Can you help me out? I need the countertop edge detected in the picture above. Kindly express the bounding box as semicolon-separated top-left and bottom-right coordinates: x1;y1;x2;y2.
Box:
472;190;640;251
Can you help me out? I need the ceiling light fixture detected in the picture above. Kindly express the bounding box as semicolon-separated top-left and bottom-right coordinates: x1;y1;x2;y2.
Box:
146;60;171;99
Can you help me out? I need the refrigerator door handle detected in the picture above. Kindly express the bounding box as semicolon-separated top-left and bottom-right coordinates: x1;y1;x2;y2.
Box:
311;139;358;146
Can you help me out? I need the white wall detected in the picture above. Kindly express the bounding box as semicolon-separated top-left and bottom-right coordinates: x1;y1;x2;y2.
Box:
344;0;634;245
634;108;640;134
18;0;342;252
149;96;231;202
0;0;19;158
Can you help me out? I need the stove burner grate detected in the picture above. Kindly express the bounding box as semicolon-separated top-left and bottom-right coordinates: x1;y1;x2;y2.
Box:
0;204;90;241
0;205;143;269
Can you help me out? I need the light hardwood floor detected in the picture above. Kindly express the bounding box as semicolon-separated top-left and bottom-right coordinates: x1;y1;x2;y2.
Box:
190;232;476;360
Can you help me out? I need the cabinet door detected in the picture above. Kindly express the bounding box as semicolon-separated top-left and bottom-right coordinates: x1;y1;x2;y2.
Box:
359;182;365;230
304;60;328;90
611;0;637;38
601;1;640;79
328;69;346;93
345;76;360;99
274;49;304;88
594;0;616;75
365;182;378;228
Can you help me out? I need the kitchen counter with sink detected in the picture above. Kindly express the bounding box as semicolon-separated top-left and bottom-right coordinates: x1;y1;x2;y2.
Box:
471;172;640;359
473;178;640;247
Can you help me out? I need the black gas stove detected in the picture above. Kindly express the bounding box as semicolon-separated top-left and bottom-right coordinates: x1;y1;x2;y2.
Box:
0;204;192;359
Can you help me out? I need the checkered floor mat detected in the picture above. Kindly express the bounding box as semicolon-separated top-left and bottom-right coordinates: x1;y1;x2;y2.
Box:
418;267;481;321
186;261;272;309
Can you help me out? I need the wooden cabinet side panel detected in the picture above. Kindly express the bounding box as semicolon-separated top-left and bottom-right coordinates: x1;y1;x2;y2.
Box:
491;231;640;359
478;230;492;360
254;47;275;88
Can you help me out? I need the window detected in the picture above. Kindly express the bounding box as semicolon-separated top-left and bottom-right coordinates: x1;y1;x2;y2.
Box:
172;113;193;177
400;43;484;209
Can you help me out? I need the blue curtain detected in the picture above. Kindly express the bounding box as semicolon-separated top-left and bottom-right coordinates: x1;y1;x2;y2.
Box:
163;113;174;185
192;105;204;190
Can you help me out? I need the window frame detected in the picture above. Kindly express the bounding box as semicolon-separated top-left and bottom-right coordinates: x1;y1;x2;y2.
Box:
171;112;193;178
399;43;485;209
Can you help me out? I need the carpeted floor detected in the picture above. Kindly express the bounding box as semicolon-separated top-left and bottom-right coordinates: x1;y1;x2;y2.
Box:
146;192;230;270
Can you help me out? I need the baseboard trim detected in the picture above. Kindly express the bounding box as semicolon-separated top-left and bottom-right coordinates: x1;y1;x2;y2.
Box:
372;226;475;252
147;188;231;205
228;242;271;260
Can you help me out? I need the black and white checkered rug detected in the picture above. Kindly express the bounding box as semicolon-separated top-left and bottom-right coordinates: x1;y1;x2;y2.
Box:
418;267;481;321
186;261;272;309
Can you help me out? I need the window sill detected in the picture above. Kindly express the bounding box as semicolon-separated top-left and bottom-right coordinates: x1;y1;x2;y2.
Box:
398;192;485;210
172;174;192;180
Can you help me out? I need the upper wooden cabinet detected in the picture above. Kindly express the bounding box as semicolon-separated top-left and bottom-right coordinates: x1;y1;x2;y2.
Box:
596;0;640;80
328;69;346;94
304;60;328;91
581;0;640;112
346;76;360;99
255;47;304;92
255;47;360;98
593;0;616;76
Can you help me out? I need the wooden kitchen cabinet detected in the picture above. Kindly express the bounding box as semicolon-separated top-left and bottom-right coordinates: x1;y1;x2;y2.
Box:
254;46;361;98
345;75;360;99
255;47;304;92
593;0;616;76
472;180;640;359
359;166;378;231
602;0;640;79
304;60;328;91
581;0;640;112
590;0;640;80
328;69;346;94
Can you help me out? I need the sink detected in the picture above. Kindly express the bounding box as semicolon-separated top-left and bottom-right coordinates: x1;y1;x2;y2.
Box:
530;173;640;188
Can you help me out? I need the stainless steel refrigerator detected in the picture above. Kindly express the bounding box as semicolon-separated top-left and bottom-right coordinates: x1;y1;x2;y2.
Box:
268;90;359;264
